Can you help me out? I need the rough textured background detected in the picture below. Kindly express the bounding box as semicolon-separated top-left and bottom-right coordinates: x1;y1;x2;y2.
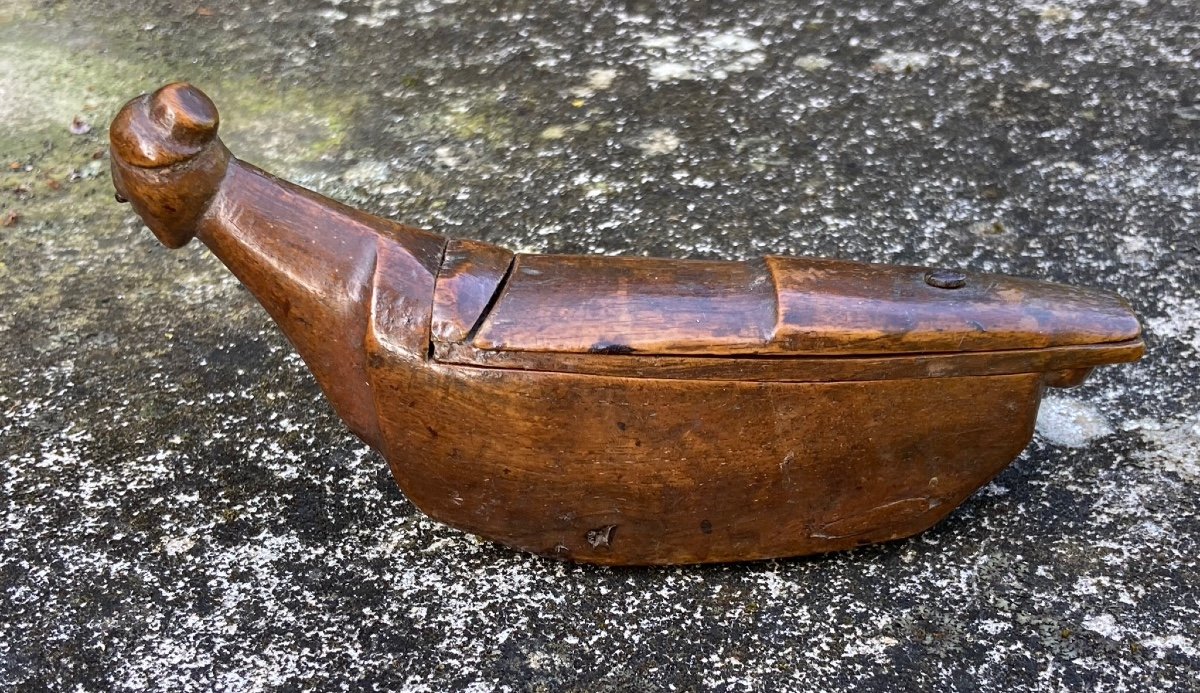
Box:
1;0;1197;690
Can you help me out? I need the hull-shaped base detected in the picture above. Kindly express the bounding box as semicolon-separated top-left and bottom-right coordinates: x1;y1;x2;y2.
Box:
370;355;1042;564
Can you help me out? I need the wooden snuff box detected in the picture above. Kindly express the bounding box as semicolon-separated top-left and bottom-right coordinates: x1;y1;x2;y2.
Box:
109;84;1144;565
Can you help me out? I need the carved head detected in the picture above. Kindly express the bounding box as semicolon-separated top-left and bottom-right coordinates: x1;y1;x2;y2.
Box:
109;83;230;248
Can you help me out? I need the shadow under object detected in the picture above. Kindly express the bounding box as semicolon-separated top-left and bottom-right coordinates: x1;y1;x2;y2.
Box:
109;83;1144;565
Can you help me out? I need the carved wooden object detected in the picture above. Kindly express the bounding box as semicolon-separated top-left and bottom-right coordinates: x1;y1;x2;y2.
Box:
109;84;1144;565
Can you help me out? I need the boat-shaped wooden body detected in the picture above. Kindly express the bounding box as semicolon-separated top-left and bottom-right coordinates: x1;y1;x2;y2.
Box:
109;84;1144;565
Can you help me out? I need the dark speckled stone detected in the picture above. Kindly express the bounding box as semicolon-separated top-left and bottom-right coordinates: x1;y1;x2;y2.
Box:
1;0;1197;690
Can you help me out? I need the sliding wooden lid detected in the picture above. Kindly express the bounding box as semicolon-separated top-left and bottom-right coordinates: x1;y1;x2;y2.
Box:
434;244;1141;358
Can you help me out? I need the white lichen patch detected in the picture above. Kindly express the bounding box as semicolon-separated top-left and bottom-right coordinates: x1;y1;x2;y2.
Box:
1036;4;1077;24
161;535;196;556
349;1;402;28
1116;234;1158;268
794;54;833;71
842;635;900;662
1035;396;1114;448
636;128;681;156
1122;414;1200;483
587;68;618;91
1082;613;1125;640
638;29;766;83
872;50;934;73
1143;634;1200;659
571;68;619;97
648;61;697;82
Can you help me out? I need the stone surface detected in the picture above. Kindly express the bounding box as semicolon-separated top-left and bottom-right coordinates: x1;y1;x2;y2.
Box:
1;0;1197;690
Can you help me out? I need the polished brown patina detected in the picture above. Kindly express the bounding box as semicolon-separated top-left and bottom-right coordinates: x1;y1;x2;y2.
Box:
109;83;1144;565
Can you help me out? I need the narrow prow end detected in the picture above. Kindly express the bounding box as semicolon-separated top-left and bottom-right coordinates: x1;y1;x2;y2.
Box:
1038;287;1144;389
109;82;229;248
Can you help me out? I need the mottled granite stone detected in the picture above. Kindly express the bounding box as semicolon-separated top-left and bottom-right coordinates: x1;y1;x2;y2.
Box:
1;0;1197;690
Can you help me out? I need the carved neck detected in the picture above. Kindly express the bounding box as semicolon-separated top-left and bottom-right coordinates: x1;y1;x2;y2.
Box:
193;160;445;450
